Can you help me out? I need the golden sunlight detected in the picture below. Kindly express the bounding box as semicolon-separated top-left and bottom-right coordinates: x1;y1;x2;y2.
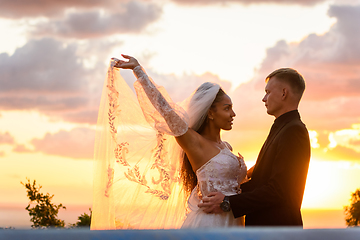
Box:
302;159;360;210
332;125;360;152
309;130;320;149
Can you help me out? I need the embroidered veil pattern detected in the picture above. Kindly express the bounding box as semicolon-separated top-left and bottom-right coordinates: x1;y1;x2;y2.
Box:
105;64;172;200
91;59;187;230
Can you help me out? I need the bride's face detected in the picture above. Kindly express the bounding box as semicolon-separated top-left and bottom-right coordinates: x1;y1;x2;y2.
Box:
209;95;236;131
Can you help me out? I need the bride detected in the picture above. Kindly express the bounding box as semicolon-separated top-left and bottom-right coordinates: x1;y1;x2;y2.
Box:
91;55;247;229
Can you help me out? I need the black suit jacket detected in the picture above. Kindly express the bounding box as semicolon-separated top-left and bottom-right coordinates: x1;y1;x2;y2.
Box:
229;110;311;226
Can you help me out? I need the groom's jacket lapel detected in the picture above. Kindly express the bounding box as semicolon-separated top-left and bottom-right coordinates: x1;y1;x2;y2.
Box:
253;111;299;175
254;121;289;171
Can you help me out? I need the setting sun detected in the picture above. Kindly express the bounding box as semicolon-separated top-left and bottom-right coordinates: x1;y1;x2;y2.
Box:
302;159;360;209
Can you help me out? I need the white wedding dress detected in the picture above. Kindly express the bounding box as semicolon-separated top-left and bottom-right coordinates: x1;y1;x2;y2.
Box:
182;146;247;228
91;58;247;229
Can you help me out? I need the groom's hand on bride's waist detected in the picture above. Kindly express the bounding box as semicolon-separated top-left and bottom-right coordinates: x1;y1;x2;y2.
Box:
198;192;225;214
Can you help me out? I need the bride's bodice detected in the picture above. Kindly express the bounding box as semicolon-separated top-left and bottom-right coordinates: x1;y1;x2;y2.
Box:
196;147;247;197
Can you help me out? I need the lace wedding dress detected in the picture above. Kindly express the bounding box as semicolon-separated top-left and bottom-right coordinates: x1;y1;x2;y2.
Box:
182;146;247;228
91;58;246;229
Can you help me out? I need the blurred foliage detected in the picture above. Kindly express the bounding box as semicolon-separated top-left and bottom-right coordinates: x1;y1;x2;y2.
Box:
70;208;92;228
21;179;66;228
344;188;360;227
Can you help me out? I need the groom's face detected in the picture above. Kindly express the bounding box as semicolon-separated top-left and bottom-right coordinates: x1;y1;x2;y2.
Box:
262;77;284;118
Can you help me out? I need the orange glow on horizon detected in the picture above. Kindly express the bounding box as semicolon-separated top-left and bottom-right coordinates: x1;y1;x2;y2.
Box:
302;158;360;210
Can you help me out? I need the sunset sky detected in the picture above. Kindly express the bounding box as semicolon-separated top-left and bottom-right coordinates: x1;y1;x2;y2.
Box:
1;0;360;229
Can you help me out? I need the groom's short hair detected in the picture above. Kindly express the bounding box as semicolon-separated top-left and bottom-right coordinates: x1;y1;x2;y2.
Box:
266;68;305;100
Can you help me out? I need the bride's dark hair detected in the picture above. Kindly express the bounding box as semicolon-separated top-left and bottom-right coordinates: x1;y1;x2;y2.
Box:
180;87;226;195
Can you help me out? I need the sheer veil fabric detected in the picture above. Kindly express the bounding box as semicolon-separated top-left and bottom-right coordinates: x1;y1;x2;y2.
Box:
91;58;221;230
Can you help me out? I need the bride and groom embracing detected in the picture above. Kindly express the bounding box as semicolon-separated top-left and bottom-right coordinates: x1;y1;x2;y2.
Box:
90;55;311;229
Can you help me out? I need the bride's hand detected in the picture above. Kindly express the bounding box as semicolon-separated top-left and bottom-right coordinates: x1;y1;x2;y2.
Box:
198;192;225;214
113;54;140;70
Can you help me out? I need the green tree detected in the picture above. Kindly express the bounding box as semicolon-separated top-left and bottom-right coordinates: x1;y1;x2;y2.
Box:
72;208;92;228
21;179;66;228
344;188;360;227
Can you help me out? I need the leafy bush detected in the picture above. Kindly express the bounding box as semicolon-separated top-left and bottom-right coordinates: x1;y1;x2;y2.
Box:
21;179;66;228
344;188;360;227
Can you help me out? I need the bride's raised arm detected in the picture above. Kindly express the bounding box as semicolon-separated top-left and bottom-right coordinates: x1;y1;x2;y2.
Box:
114;54;190;138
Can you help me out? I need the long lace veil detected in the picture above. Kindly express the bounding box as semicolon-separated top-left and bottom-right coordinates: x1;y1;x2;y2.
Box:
91;58;220;229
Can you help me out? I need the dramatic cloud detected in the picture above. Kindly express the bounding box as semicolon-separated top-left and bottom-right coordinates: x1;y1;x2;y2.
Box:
31;127;95;159
1;1;359;164
171;0;327;6
309;125;360;160
0;0;118;19
0;33;232;125
0;37;116;124
13;144;33;153
0;38;89;93
62;110;99;125
232;4;360;130
256;5;360;99
0;132;15;144
31;1;162;39
0;0;327;20
226;4;360;161
0;96;88;112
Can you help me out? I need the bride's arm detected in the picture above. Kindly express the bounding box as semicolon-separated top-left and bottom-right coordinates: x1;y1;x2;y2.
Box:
114;55;191;139
133;65;189;136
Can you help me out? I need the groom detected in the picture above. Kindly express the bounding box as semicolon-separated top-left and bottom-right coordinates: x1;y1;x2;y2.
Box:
199;68;311;226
